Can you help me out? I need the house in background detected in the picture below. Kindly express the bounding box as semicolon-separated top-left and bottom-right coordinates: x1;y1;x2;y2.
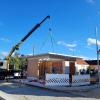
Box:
75;58;89;74
27;53;89;79
86;60;100;70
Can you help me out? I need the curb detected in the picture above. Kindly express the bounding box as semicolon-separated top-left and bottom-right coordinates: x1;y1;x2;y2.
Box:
11;79;100;97
0;96;5;100
23;82;87;97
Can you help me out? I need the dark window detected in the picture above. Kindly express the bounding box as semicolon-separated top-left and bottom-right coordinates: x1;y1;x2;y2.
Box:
0;62;3;66
52;67;58;74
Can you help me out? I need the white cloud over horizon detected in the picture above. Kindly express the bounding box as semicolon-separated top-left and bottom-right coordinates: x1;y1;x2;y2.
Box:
87;38;100;46
57;41;77;48
77;55;96;60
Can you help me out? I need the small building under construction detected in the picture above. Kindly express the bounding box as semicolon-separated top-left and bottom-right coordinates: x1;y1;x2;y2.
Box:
27;53;89;79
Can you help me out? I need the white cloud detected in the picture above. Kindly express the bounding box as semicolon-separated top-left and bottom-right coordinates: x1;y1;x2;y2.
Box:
27;54;33;56
78;55;91;60
57;41;77;48
0;51;8;57
66;44;77;48
86;0;95;4
87;38;100;46
69;48;74;51
0;38;10;42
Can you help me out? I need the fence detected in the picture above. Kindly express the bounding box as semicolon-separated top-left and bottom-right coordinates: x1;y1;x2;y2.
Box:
46;74;69;86
72;75;90;86
45;74;90;86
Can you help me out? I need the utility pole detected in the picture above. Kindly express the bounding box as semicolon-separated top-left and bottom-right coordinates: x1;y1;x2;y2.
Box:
96;27;99;70
33;47;35;56
95;27;100;83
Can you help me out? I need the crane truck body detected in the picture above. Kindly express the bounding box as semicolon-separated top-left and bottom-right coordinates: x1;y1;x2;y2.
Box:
0;15;50;79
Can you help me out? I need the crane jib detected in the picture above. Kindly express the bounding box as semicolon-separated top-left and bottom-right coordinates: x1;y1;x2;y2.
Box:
21;24;40;42
6;15;50;70
21;15;50;42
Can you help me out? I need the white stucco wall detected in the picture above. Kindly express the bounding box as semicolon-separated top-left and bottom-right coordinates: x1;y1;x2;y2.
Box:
63;61;75;74
63;61;89;74
75;64;89;73
64;61;70;74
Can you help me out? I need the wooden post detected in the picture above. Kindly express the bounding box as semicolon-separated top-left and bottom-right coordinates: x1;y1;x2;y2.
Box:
69;61;75;86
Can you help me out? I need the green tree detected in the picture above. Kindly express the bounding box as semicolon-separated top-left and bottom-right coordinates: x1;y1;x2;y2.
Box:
10;55;27;70
87;65;95;70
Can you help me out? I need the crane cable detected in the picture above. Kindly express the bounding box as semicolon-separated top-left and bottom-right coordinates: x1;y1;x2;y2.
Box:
39;28;56;52
39;17;56;53
39;32;50;51
49;28;54;52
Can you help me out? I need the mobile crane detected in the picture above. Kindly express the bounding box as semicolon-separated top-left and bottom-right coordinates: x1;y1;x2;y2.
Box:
0;15;50;79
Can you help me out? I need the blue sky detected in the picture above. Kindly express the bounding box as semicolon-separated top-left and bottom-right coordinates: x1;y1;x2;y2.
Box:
0;0;100;59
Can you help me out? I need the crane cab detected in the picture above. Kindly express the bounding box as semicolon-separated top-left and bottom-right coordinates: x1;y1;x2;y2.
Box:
0;60;7;80
0;60;7;69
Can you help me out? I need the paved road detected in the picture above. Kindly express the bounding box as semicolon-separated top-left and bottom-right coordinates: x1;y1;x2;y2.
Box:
0;81;99;100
